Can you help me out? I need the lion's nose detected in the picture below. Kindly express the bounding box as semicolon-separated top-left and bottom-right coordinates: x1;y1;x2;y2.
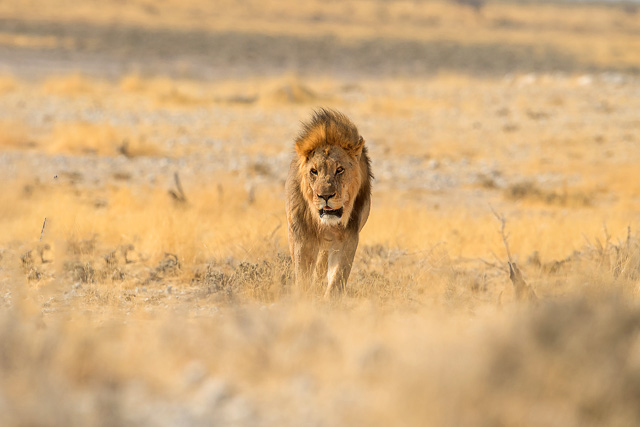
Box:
318;193;336;202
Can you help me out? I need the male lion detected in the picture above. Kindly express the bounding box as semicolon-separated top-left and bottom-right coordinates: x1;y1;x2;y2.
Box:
285;109;372;298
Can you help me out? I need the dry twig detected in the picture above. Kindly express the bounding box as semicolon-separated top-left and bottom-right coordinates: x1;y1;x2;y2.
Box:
40;217;47;241
169;172;187;203
490;206;537;302
490;206;512;265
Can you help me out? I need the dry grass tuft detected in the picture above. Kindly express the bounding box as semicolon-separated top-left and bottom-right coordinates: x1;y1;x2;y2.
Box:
574;226;640;284
44;122;163;157
505;181;594;207
264;81;319;105
47;122;119;155
120;74;211;106
0;120;33;149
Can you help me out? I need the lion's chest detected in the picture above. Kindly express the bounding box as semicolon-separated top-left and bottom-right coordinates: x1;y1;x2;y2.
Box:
318;226;347;247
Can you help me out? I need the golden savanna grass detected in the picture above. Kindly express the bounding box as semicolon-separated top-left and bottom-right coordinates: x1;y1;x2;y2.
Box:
0;120;31;149
1;1;640;426
46;122;163;157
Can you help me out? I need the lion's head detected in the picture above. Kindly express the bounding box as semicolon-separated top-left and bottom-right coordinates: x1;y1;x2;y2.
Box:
293;109;370;228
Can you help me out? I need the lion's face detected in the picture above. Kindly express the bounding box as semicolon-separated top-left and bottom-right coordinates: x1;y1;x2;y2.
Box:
302;145;362;227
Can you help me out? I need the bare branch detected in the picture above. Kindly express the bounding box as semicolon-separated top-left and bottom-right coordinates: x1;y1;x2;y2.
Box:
490;205;513;265
490;206;537;302
40;217;47;241
169;172;187;203
478;257;504;271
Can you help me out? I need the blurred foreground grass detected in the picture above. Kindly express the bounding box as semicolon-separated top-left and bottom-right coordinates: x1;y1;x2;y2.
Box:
2;230;640;426
1;171;639;426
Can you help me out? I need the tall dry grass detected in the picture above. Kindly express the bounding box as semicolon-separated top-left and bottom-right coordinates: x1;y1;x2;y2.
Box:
1;139;640;425
1;237;639;426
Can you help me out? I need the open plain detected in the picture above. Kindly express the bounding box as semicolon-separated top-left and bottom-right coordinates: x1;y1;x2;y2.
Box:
1;1;640;426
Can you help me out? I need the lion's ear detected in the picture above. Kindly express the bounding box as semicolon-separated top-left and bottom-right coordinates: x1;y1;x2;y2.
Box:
349;136;365;158
295;139;314;160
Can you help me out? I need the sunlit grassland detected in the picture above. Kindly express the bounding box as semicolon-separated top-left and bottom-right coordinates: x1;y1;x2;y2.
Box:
1;0;639;70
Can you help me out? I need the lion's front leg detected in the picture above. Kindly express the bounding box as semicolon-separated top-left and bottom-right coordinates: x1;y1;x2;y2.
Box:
324;234;359;299
313;249;329;287
293;239;319;291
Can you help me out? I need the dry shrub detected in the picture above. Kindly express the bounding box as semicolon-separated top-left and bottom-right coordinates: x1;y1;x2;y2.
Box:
505;181;593;207
46;122;119;155
571;227;640;284
118;135;163;157
259;75;332;106
193;254;292;302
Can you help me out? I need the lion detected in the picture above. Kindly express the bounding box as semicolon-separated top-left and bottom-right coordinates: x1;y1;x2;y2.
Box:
285;109;372;298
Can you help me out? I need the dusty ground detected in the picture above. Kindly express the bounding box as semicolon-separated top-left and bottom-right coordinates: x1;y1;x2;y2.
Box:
1;1;640;426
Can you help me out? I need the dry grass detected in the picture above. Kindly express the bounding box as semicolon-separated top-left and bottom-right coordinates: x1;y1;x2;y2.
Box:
0;120;32;149
1;154;639;425
1;69;639;426
2;226;640;426
45;122;163;157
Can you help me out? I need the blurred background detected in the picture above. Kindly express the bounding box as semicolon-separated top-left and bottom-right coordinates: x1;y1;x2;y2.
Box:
1;1;640;426
2;0;640;79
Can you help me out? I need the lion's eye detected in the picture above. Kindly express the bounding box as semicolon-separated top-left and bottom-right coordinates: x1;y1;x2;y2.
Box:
310;168;318;176
336;167;344;175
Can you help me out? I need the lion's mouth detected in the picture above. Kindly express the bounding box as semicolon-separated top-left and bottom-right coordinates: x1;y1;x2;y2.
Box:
319;207;343;218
